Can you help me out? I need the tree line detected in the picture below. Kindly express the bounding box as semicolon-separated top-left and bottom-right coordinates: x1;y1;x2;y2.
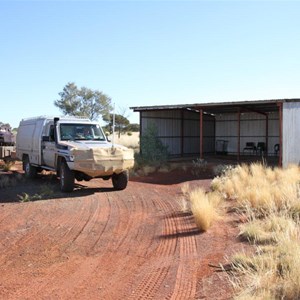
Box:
54;82;139;135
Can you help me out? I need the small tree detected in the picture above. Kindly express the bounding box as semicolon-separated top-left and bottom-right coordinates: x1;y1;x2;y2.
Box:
54;82;112;121
138;124;169;166
103;113;130;137
127;123;140;132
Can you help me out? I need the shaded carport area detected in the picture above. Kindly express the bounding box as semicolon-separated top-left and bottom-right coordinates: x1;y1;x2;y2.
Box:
131;99;283;166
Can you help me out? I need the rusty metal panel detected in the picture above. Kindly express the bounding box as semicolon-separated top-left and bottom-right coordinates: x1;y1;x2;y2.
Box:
282;102;300;166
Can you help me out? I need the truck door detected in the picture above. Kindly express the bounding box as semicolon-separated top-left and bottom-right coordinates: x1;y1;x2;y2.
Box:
42;125;56;168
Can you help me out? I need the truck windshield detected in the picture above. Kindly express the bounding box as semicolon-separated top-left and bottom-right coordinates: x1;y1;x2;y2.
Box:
60;124;106;141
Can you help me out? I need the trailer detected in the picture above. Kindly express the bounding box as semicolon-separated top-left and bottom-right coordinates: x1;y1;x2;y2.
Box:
0;146;16;161
0;126;15;146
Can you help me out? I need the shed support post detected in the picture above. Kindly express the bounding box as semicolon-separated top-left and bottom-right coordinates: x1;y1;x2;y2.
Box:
181;110;184;157
200;109;203;159
237;108;241;162
140;112;143;155
266;114;269;156
278;102;283;167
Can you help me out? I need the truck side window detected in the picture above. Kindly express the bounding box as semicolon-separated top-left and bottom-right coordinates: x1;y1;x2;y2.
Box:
49;125;55;142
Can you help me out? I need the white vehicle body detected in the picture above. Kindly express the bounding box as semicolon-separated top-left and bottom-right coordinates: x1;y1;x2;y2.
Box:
16;116;134;192
0;126;15;146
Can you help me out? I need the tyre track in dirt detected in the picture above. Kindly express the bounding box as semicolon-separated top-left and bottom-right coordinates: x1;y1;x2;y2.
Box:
168;212;199;300
0;197;98;265
0;176;241;299
4;194;112;300
129;185;202;300
62;192;133;299
0;202;56;272
31;194;111;300
127;187;180;299
7;185;149;300
70;187;161;299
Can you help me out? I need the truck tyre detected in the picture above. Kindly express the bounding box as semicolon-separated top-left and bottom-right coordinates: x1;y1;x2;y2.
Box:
60;161;75;192
112;170;129;190
23;157;37;179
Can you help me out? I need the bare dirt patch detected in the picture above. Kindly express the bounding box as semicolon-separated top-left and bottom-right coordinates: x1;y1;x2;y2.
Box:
0;166;246;299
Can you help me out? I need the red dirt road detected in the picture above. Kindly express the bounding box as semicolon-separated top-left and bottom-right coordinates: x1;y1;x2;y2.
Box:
0;171;244;299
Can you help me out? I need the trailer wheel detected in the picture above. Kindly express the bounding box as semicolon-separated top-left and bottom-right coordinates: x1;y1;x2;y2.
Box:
60;161;74;192
112;170;129;190
23;157;37;179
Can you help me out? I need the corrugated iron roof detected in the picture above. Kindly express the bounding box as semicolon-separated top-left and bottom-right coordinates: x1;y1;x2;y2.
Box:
131;98;300;114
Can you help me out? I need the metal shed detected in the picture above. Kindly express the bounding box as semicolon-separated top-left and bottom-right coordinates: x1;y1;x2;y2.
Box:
131;99;300;167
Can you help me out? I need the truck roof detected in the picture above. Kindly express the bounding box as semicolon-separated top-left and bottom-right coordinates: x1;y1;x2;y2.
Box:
20;116;92;124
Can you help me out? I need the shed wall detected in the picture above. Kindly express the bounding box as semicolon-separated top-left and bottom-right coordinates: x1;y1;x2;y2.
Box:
140;108;280;158
283;102;300;166
141;110;215;156
215;112;279;155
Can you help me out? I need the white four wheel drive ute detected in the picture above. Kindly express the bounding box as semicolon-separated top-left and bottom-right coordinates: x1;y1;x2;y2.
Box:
16;116;135;192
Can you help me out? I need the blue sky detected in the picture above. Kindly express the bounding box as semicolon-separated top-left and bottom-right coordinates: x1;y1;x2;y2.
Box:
1;0;299;128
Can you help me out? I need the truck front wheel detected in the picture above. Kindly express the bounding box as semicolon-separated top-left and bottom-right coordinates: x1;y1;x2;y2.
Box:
112;170;129;190
60;161;75;192
23;157;37;179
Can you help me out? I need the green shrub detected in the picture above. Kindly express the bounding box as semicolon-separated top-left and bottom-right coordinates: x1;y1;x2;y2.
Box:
136;124;169;167
18;184;54;202
18;192;42;202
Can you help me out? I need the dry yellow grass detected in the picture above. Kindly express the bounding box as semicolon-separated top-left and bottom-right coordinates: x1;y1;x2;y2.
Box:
214;163;300;299
180;182;190;197
238;213;297;245
140;165;156;176
177;196;190;213
157;165;170;173
212;163;300;216
232;225;300;300
188;187;220;231
109;132;139;149
0;160;15;172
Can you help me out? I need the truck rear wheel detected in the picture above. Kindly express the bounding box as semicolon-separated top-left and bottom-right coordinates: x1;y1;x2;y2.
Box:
23;157;37;179
112;170;129;190
60;161;74;192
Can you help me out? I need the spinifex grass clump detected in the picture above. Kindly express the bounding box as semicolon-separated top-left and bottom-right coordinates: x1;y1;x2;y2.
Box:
188;187;222;231
231;216;300;300
211;163;300;217
211;163;300;299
